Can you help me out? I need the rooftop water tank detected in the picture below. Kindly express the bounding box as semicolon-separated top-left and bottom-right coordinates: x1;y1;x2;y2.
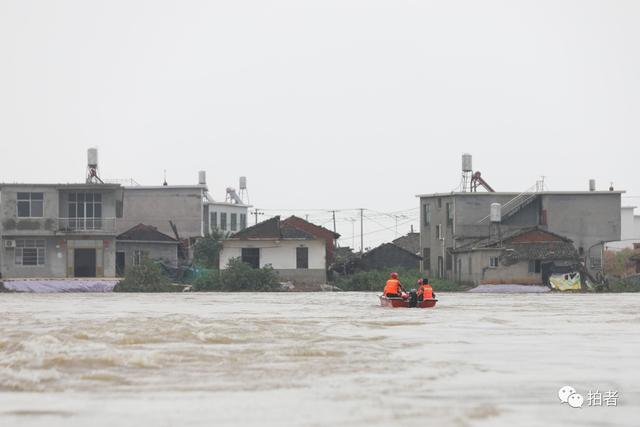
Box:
490;203;502;223
462;153;473;172
589;179;596;192
88;148;98;167
198;171;206;185
239;176;247;190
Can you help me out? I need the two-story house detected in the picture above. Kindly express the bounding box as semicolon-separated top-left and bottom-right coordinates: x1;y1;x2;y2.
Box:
418;190;622;281
0;183;121;278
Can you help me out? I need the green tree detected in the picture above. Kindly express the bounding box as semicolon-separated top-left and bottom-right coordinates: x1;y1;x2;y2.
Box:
193;230;225;269
193;258;281;292
114;259;180;292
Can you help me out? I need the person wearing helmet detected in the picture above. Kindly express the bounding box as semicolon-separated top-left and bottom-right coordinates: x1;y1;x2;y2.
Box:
417;277;435;301
383;272;406;297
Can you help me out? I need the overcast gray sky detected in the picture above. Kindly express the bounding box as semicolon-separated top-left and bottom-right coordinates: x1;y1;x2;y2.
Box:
1;0;639;248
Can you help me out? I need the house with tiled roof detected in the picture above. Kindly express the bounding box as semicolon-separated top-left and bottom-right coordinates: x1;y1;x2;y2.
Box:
116;224;179;275
452;227;580;285
219;216;328;285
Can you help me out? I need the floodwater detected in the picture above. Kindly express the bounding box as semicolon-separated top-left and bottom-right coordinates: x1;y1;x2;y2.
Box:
1;293;638;427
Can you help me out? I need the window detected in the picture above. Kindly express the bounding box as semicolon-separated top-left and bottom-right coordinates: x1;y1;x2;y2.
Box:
446;252;452;271
296;247;309;269
17;192;44;217
67;192;102;230
240;213;247;230
590;256;602;269
423;248;431;270
230;213;238;231
528;260;542;273
115;200;123;218
241;248;260;269
220;213;227;231
490;257;499;268
15;239;46;266
436;224;442;240
468;257;472;274
446;202;453;225
210;212;218;230
423;204;431;226
133;250;147;266
437;197;442;209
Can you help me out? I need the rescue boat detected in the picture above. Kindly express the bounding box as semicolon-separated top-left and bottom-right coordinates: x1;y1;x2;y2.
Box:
379;295;437;308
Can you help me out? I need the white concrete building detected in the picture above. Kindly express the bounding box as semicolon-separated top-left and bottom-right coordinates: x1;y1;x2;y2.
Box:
607;206;640;250
219;216;327;285
207;201;249;234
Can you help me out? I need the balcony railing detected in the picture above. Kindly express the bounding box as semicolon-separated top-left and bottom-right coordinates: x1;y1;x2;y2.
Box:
57;217;116;233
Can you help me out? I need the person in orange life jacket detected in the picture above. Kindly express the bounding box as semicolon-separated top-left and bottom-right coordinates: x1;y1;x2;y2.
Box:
417;277;435;301
383;272;406;298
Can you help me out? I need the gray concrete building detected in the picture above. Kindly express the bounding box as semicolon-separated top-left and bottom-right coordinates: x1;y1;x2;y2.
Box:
0;183;121;278
117;185;208;239
117;174;250;242
417;190;622;281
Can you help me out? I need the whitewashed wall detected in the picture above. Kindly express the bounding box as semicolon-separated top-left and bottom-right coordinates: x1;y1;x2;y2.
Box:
219;239;325;270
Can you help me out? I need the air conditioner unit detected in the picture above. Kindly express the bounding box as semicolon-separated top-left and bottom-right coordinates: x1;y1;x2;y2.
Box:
4;240;16;249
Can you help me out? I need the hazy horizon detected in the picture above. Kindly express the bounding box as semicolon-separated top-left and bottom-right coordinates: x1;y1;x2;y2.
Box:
2;0;639;247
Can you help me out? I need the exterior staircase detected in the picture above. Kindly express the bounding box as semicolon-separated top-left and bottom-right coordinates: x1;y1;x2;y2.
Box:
477;184;539;224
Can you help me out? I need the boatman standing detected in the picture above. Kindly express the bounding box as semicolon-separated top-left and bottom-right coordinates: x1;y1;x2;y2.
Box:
417;277;435;301
384;272;406;298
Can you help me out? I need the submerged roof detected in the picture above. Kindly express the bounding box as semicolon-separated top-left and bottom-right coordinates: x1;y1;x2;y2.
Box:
117;224;178;243
229;216;316;240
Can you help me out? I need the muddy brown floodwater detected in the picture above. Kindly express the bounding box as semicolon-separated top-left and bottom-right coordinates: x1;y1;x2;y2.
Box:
1;292;638;426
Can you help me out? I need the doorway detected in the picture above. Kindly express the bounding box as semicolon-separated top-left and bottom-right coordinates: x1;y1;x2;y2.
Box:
116;251;125;276
74;249;97;277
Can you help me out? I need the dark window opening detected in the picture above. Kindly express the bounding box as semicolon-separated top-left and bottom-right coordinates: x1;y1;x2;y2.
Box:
423;248;431;270
423;204;430;226
446;252;452;271
17;192;44;217
296;247;309;269
241;248;260;269
230;213;238;231
220;213;227;231
528;260;542;273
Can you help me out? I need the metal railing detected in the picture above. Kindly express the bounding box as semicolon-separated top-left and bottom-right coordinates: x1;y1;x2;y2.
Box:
477;184;539;224
57;217;116;233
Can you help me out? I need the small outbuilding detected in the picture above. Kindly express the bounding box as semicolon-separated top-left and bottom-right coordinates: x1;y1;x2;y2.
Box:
453;227;580;285
116;224;180;276
360;242;422;271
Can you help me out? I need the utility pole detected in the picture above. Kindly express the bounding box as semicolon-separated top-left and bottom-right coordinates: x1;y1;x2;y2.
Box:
251;209;263;225
360;208;364;254
331;210;337;246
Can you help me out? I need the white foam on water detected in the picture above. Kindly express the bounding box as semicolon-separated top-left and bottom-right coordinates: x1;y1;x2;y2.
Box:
0;292;638;426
